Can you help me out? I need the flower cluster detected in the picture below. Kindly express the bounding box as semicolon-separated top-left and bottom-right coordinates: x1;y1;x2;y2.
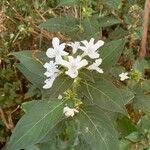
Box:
43;37;104;89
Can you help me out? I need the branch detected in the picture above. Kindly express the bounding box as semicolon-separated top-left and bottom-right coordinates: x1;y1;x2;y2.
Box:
139;0;150;58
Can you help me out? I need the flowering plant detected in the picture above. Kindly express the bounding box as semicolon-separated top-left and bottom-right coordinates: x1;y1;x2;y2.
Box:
6;36;130;150
5;1;150;149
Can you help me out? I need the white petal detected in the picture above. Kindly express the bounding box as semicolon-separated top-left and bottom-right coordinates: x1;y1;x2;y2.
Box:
73;108;79;113
65;69;78;78
89;52;100;59
60;58;70;68
95;58;102;66
96;68;104;73
81;40;89;47
52;37;60;49
43;62;49;69
93;40;104;50
89;38;95;45
59;44;66;52
43;74;57;89
67;41;80;54
58;95;63;100
46;48;55;58
77;59;88;69
44;71;52;77
79;46;88;53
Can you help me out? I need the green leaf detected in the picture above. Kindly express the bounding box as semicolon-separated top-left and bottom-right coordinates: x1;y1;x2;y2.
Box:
138;115;150;131
142;80;150;91
39;15;78;33
100;39;126;69
21;100;40;113
119;140;131;150
121;89;134;105
79;105;119;150
99;16;121;27
125;132;140;142
132;59;148;77
117;117;137;137
101;0;121;10
79;17;100;40
132;83;150;114
12;51;45;88
75;138;92;150
17;63;45;88
42;75;73;99
38;139;57;150
6;100;66;150
58;0;80;6
26;145;40;150
81;76;127;114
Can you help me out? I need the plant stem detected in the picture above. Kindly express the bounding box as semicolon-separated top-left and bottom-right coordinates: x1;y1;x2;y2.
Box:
139;0;150;58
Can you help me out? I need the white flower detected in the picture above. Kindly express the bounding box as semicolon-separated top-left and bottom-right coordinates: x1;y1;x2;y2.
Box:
87;58;103;73
79;38;104;59
119;72;129;81
43;73;58;89
67;41;80;54
63;106;79;117
46;37;68;62
61;56;88;78
43;61;59;77
58;94;63;100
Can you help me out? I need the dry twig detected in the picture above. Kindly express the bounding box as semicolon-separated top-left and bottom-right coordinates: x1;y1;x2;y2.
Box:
139;0;150;58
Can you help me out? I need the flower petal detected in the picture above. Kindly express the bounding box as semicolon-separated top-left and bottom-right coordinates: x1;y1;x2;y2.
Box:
89;38;95;45
52;37;60;49
95;58;102;66
77;59;88;69
81;40;89;47
46;48;55;58
93;40;104;50
65;69;78;78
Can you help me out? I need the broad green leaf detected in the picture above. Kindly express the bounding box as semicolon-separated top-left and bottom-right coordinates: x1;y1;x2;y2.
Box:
6;100;66;150
132;59;149;77
81;76;127;114
125;132;140;142
138;115;150;131
75;138;92;150
142;80;150;91
79;105;119;150
26;145;40;150
101;0;121;10
39;15;78;33
12;51;45;75
99;16;121;27
100;39;126;69
79;17;100;40
79;69;95;83
109;27;128;40
121;89;134;105
132;83;150;114
119;140;131;150
12;51;45;88
117;117;137;137
58;0;80;6
17;63;45;88
21;100;40;113
42;75;74;99
38;139;57;150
